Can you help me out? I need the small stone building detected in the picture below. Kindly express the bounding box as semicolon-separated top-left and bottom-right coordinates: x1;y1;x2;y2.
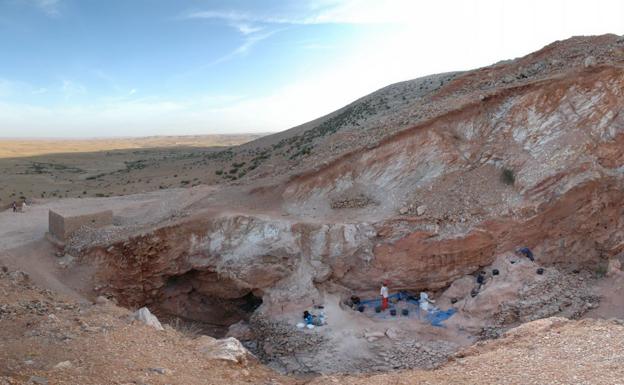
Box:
48;208;113;244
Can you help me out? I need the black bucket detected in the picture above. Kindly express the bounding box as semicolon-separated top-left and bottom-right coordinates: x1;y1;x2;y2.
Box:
492;269;499;276
375;306;382;313
536;268;544;275
390;309;397;316
358;305;365;313
401;309;409;316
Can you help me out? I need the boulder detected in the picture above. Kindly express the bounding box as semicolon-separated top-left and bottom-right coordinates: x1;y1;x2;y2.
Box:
584;55;597;68
95;296;110;305
149;367;172;375
364;331;385;338
607;258;622;277
131;307;164;331
385;328;400;340
28;376;48;385
53;361;72;370
416;205;427;216
195;336;254;365
226;320;255;341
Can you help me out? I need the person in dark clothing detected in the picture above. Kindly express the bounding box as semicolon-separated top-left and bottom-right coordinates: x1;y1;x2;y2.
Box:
11;201;16;212
303;310;313;325
518;247;534;261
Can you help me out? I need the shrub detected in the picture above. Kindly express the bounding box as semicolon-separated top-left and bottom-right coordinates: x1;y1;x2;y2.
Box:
595;264;608;278
501;168;515;185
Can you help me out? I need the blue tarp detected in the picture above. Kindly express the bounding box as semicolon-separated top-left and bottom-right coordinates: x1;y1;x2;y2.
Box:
355;291;456;327
426;308;457;327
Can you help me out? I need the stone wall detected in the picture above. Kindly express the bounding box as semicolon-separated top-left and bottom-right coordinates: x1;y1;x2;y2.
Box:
48;209;113;242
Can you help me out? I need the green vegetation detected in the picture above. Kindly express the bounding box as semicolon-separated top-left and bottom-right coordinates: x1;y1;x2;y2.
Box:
595;263;608;278
501;168;515;185
270;99;378;160
26;162;84;175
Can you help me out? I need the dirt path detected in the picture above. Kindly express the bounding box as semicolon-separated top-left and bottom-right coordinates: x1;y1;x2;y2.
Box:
2;240;88;301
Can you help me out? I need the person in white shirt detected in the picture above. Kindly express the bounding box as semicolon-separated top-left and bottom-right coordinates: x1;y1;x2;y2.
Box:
380;282;389;311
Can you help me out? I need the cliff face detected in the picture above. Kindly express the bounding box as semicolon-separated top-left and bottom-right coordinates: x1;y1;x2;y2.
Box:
79;36;624;325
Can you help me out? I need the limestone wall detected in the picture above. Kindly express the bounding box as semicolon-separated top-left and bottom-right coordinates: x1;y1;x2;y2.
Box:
49;209;113;241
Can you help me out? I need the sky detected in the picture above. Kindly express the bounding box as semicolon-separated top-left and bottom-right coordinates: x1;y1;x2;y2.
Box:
1;0;623;138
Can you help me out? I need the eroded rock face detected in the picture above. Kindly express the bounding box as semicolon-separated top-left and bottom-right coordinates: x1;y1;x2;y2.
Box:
84;214;377;322
78;39;624;330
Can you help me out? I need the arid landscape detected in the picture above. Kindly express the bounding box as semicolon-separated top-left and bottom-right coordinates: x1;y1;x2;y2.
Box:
0;134;263;207
2;34;624;384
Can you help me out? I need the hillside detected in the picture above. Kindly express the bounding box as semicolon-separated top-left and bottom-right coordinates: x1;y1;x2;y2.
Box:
2;34;624;382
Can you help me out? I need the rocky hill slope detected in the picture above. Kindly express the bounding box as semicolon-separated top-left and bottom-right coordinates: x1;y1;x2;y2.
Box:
71;33;624;309
3;34;624;378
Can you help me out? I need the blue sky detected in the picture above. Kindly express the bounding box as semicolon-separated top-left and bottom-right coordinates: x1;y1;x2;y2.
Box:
1;0;623;137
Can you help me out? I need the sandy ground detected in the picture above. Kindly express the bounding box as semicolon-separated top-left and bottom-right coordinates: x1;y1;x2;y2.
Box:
584;272;624;320
0;135;263;158
3;268;623;385
0;186;214;252
0;135;261;207
310;317;624;385
0;186;216;303
0;269;299;385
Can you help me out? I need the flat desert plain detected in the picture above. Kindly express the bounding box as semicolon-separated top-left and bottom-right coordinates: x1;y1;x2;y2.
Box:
0;134;263;207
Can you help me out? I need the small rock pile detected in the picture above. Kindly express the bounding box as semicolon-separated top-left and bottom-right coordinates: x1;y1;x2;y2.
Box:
248;314;326;373
374;339;457;370
330;194;376;209
492;269;599;327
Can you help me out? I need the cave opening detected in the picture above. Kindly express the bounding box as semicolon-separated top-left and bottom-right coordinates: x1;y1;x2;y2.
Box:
152;269;263;338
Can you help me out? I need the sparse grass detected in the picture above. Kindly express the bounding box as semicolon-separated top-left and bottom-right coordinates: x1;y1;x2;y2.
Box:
595;263;608;278
169;317;203;338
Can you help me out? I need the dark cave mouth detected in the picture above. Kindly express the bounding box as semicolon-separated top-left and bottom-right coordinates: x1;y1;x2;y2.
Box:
151;269;264;337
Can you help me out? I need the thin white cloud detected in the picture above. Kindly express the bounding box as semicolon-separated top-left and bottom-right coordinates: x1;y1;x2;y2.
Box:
0;78;47;98
29;0;62;17
129;89;137;96
61;79;86;98
183;1;420;26
208;29;279;66
232;22;263;35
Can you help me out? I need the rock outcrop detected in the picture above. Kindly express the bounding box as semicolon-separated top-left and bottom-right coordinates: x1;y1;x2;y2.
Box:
131;307;164;331
73;35;624;331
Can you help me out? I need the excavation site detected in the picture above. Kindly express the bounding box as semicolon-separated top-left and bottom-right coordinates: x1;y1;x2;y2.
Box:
2;34;624;384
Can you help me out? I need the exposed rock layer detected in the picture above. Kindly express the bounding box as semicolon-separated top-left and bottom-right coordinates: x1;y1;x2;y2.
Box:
77;36;624;328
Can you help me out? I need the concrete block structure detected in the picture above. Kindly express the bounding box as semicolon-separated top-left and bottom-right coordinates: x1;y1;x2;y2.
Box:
48;208;113;243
